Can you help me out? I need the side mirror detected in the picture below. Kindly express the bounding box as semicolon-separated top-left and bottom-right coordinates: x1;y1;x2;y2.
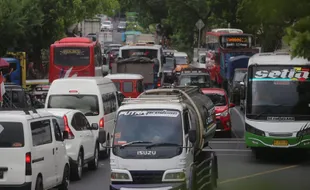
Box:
99;130;106;144
63;131;69;140
90;123;99;130
188;130;197;144
229;103;235;108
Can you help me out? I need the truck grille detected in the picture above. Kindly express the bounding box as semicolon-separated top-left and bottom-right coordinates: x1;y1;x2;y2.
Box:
129;171;164;184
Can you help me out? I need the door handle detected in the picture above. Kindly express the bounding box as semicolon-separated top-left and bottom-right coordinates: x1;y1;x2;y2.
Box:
56;147;58;151
52;148;55;155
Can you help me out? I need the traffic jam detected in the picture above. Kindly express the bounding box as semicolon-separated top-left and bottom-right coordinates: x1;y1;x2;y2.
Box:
0;26;309;190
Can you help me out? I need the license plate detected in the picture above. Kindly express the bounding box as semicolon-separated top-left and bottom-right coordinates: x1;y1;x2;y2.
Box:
0;171;3;179
273;140;288;146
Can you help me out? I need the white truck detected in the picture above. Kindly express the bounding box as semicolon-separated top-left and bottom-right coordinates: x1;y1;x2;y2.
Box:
240;52;310;159
136;34;155;44
80;18;101;36
107;86;218;190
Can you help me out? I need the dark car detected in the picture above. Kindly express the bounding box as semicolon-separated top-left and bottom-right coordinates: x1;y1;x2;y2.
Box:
163;56;176;83
176;68;212;88
229;68;247;105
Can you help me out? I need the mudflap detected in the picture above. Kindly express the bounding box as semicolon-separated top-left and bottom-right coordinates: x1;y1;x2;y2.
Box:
193;149;218;190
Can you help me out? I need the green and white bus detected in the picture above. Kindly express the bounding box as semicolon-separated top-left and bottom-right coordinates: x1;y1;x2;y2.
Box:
240;52;310;156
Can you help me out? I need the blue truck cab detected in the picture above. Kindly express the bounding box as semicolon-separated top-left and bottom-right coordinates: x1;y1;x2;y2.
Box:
1;57;22;86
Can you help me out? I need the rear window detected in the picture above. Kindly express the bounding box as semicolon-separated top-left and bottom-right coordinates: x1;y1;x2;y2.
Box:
54;47;90;66
121;49;158;59
123;82;133;92
0;122;24;148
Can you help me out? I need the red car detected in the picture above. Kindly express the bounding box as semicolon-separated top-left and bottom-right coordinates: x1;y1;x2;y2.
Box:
201;88;235;137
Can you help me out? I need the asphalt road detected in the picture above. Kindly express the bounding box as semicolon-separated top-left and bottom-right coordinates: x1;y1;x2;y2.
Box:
66;107;310;190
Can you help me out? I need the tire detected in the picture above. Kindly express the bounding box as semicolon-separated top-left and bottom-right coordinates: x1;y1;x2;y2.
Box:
58;165;70;190
35;176;43;190
101;135;110;159
71;151;83;180
88;145;99;170
206;155;217;190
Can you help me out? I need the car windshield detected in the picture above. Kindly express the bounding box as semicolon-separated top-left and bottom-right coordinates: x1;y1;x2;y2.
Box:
119;22;126;26
246;65;310;118
47;95;99;116
0;122;24;148
103;21;111;25
179;75;211;88
205;93;227;106
233;70;247;82
113;110;183;146
175;56;187;65
163;58;175;69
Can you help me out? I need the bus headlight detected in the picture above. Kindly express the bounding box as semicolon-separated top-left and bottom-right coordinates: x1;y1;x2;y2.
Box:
111;170;132;181
162;169;186;182
245;123;265;136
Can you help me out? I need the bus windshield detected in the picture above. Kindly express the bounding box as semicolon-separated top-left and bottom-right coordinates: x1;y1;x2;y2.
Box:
246;65;310;119
121;49;158;59
54;47;90;66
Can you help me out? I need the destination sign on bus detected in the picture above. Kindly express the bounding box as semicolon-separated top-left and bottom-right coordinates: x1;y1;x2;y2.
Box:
220;35;252;48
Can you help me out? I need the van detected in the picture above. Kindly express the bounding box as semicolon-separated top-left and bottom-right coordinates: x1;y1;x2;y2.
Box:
45;77;119;156
0;109;70;190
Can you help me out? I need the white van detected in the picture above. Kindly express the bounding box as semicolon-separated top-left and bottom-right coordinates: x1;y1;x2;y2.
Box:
0;109;69;190
45;77;119;156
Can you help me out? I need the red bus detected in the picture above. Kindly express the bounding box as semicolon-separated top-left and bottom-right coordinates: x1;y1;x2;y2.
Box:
205;28;258;89
49;37;103;83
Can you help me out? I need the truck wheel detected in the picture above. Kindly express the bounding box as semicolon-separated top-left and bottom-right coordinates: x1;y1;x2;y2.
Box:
207;154;217;190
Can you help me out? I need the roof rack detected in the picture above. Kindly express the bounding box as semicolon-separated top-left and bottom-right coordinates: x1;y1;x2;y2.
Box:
0;108;38;115
122;86;200;106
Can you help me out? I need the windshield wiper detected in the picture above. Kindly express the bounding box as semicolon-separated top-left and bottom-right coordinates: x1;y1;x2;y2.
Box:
253;104;289;119
120;141;152;149
146;142;180;149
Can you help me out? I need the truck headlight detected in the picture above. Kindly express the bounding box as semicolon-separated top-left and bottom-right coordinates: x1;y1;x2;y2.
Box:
162;170;186;182
111;170;132;181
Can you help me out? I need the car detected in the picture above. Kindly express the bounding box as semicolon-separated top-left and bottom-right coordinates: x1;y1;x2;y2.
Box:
101;20;113;31
177;68;212;88
163;55;176;84
41;108;101;180
0;108;70;190
117;21;127;32
201;88;235;137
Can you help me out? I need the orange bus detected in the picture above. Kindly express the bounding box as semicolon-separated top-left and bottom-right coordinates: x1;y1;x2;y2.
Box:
49;37;103;83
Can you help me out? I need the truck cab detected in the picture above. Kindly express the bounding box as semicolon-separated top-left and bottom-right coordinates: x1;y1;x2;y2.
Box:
109;87;218;190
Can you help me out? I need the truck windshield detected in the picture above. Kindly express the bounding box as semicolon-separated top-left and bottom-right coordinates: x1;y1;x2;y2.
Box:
121;49;158;59
246;65;310;119
47;95;99;116
54;47;90;66
179;75;211;88
175;56;187;65
233;70;247;82
113;110;183;146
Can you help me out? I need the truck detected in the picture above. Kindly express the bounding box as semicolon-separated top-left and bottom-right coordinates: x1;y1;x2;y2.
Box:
97;31;113;52
107;86;218;190
0;52;49;91
80;18;101;37
240;52;310;159
136;34;155;44
111;57;160;89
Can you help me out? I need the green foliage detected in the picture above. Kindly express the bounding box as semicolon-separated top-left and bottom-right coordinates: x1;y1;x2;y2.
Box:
0;0;120;56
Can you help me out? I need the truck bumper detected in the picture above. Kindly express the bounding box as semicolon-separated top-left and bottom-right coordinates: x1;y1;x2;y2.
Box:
110;182;186;190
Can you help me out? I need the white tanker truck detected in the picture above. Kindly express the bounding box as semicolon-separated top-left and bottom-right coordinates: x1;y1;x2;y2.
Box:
107;86;218;190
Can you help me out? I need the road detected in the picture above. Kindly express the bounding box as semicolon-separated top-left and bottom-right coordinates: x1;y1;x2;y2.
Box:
67;107;310;190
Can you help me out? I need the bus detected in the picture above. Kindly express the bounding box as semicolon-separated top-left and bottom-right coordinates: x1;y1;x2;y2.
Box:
205;28;258;90
240;52;310;158
49;37;103;83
